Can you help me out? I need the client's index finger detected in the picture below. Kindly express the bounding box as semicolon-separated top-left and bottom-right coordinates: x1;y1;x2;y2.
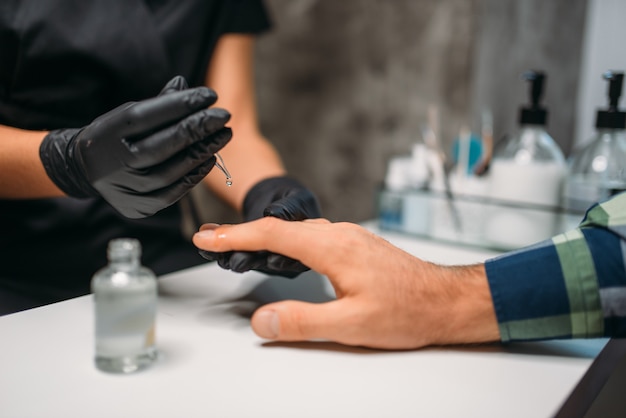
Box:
193;217;331;273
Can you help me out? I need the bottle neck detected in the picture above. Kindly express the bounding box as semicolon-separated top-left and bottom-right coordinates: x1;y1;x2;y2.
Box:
107;238;142;270
110;257;140;270
518;124;552;146
520;124;546;133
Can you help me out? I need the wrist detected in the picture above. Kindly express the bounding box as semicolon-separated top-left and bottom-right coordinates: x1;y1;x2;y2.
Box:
434;264;500;345
40;129;98;198
0;125;63;198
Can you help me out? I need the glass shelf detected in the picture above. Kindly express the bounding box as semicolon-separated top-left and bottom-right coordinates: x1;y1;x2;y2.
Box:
377;188;587;252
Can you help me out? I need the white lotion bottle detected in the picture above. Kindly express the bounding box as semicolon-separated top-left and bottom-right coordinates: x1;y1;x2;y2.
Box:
487;71;566;249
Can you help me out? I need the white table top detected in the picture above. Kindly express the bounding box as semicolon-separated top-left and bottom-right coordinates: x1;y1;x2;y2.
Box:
0;225;607;418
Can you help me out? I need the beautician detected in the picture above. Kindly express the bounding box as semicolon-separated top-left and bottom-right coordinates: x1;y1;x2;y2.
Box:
0;0;320;314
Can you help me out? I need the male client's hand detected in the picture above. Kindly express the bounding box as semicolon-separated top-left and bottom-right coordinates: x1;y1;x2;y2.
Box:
193;218;501;349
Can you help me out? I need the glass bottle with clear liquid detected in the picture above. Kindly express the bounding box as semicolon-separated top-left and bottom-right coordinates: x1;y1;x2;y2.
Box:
92;238;158;373
562;71;626;215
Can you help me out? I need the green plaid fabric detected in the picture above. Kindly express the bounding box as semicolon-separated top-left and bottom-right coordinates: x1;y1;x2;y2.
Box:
485;192;626;342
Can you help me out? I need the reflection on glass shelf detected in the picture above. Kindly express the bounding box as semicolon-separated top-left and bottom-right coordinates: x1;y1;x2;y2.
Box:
377;188;587;252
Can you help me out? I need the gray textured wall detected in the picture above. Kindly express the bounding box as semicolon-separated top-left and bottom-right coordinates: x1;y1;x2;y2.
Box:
255;0;480;223
472;0;587;157
191;0;587;228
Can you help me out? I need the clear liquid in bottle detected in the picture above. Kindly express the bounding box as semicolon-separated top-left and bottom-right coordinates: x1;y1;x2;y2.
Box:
92;238;158;373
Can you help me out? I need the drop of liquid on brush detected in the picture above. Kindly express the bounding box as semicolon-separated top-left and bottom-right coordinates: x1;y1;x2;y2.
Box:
215;153;233;188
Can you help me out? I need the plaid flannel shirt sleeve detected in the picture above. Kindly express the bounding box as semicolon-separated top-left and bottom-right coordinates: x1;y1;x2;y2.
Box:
485;192;626;342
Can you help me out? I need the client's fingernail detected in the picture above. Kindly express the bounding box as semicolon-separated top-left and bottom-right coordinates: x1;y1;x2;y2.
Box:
199;223;220;231
255;310;279;339
194;229;215;239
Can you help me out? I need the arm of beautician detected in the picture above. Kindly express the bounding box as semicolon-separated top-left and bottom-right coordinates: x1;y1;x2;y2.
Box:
198;34;322;279
192;192;626;350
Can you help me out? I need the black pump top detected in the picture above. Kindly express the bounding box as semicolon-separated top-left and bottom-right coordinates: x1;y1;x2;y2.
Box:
596;71;625;129
519;70;548;126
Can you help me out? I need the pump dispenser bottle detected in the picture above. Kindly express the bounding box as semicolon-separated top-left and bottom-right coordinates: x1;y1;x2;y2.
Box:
92;238;158;373
486;71;566;248
562;71;626;215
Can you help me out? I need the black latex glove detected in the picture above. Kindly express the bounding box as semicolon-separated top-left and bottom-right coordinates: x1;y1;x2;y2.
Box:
39;76;232;219
200;176;321;278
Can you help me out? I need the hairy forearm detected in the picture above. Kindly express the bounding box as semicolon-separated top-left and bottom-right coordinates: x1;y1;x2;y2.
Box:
0;125;64;198
434;263;501;345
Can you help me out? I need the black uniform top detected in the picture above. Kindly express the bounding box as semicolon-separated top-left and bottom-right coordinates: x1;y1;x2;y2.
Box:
0;0;271;305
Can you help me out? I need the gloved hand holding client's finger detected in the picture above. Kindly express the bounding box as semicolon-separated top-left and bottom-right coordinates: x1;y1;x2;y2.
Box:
200;176;321;278
39;75;232;219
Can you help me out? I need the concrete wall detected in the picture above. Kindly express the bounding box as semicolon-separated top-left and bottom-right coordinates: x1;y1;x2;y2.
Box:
192;0;588;227
471;0;587;157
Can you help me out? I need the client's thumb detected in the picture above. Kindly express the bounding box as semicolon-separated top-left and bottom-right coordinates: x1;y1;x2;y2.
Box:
251;301;339;342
